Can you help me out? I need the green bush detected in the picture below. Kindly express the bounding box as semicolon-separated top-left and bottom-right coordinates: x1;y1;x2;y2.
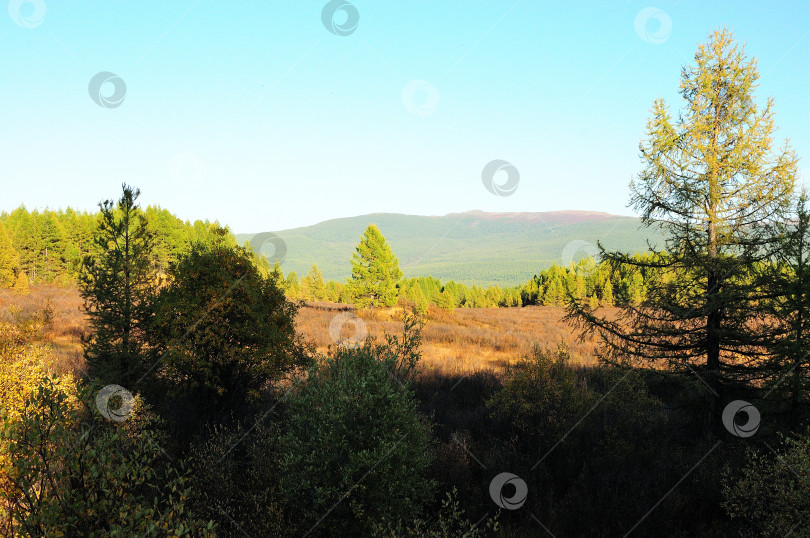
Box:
372;488;499;537
487;345;675;535
150;240;311;419
723;431;810;537
188;420;290;536
277;320;434;535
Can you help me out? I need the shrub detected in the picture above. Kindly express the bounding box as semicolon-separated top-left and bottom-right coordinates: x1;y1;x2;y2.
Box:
149;241;311;422
723;431;810;537
277;319;434;535
372;488;499;537
0;377;213;536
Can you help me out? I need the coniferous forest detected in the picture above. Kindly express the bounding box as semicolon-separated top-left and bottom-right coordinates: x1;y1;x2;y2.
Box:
3;17;810;538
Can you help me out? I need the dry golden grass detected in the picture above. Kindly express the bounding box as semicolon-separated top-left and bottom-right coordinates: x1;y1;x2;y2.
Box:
297;301;610;374
0;285;87;375
0;287;612;377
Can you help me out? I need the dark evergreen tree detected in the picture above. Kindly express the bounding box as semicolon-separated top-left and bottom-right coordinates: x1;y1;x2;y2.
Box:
81;185;156;386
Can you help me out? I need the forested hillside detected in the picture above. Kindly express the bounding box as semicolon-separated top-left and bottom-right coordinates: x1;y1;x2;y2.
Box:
236;210;665;286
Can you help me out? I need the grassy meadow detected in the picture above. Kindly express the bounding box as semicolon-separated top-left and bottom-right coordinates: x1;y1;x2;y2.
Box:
0;285;607;377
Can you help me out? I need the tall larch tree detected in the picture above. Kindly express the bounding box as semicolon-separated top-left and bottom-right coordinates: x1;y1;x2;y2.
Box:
346;224;403;307
758;191;810;423
567;29;798;429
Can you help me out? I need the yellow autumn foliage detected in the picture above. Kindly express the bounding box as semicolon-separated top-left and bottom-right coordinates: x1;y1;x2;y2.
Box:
0;319;77;530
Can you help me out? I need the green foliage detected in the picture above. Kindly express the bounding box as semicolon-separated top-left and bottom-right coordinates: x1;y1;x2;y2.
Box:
372;488;499;537
403;280;430;314
235;212;663;287
0;202;236;286
301;263;327;301
487;345;674;535
568;30;799;422
150;239;310;417
188;421;290;536
0;221;18;288
277;320;433;535
723;431;810;537
756;191;810;419
488;345;591;446
12;271;29;295
0;377;213;536
80;185;156;386
346;224;403;307
284;270;300;300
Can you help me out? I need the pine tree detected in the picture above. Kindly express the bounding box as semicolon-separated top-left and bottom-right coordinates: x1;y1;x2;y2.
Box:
325;281;343;302
346;225;403;308
302;264;327;301
269;260;284;285
437;288;456;311
12;271;29;295
0;221;18;287
284;271;300;300
601;279;614;307
38;211;68;282
405;283;429;314
81;185;156;386
7;207;39;282
568;29;798;427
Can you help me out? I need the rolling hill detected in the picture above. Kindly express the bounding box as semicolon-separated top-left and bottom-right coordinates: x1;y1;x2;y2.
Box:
236;210;666;286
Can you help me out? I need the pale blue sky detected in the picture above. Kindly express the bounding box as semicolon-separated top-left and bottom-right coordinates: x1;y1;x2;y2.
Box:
2;1;808;232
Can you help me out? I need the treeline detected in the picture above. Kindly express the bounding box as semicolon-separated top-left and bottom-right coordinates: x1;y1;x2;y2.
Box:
0;205;237;287
279;256;647;310
0;202;656;310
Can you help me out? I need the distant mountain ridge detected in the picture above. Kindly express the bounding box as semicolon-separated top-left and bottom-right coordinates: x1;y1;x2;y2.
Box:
236;210;665;286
